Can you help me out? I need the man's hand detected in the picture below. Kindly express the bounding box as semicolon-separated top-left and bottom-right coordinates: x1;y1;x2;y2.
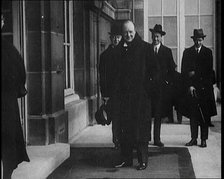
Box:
188;71;195;77
189;86;196;97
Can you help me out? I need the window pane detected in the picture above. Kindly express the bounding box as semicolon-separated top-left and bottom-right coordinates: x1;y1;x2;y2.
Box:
148;0;162;16
64;0;72;90
164;16;177;47
135;9;144;38
200;15;213;47
185;0;198;15
67;47;70;87
163;0;176;16
66;2;70;43
134;0;144;9
200;0;213;15
185;16;199;47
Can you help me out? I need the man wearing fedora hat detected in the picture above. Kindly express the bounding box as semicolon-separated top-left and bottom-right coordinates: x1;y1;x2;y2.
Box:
99;21;122;149
149;24;177;147
181;28;217;148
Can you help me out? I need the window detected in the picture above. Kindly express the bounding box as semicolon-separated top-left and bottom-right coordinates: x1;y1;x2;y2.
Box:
185;0;215;68
146;0;178;65
144;0;215;72
64;0;75;100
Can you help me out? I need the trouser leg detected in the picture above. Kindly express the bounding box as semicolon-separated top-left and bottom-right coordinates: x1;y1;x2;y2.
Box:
154;117;162;142
167;106;174;123
111;97;121;145
148;119;152;141
137;142;148;165
190;117;198;139
120;141;133;163
120;121;134;163
112;120;120;144
112;117;120;145
200;119;209;140
153;94;162;142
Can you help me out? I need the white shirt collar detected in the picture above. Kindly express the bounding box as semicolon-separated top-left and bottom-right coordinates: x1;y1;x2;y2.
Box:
154;43;161;52
123;42;128;47
195;46;202;52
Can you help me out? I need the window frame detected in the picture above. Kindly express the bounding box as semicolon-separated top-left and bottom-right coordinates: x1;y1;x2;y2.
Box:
64;0;76;101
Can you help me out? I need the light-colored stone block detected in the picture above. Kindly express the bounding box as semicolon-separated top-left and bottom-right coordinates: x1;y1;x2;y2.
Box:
12;143;70;179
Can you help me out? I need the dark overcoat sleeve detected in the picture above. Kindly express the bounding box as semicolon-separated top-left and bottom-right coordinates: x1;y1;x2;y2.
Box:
181;48;193;89
99;51;107;97
165;47;177;83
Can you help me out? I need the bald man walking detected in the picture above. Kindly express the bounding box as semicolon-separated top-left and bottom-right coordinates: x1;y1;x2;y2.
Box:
114;20;154;170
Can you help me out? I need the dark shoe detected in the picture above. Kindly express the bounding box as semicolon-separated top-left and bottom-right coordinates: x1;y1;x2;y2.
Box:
200;140;207;148
185;139;197;146
208;123;215;127
154;141;164;147
114;161;132;168
136;163;147;170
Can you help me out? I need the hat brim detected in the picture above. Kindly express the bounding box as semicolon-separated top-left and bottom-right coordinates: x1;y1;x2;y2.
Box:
191;35;206;39
149;29;166;36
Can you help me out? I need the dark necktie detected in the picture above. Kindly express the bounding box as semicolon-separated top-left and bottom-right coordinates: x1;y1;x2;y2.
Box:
155;47;158;55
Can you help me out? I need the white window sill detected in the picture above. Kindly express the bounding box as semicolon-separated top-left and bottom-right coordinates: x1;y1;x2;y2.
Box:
64;93;80;104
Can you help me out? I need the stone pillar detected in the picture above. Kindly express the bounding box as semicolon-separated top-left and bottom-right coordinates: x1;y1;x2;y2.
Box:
26;1;68;145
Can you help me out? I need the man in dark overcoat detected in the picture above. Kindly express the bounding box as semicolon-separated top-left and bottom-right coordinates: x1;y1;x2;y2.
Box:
1;14;30;178
99;22;122;149
181;29;217;148
114;20;154;170
149;24;177;147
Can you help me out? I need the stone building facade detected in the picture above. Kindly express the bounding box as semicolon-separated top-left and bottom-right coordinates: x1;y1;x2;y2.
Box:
1;0;221;146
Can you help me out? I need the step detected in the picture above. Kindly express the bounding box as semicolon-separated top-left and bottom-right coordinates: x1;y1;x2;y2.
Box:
12;143;70;179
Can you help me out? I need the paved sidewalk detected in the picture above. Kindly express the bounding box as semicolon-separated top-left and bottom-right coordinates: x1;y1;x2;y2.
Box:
8;104;221;179
70;104;221;178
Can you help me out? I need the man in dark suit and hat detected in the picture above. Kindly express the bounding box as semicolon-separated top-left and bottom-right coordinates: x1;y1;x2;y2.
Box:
149;24;177;147
181;29;217;148
99;21;122;149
